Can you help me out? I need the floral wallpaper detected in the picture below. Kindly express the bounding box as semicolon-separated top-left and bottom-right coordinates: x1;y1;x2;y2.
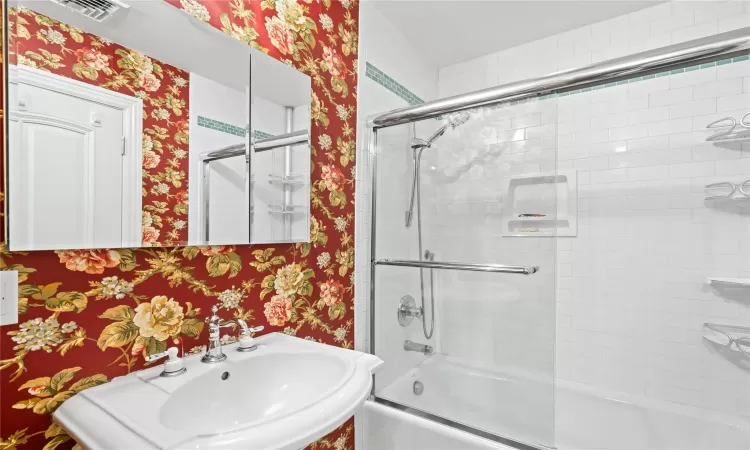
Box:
0;0;359;449
8;7;191;247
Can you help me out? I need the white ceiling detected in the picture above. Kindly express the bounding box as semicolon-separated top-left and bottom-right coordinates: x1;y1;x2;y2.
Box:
369;0;667;67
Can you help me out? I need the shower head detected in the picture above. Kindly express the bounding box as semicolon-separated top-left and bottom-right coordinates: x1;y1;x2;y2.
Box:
409;111;471;150
445;110;471;129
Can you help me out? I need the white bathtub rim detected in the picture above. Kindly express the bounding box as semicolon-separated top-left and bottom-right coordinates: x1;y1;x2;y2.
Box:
378;353;750;433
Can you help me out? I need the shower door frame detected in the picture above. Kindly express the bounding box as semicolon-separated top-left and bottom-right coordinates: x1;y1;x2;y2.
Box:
365;26;750;450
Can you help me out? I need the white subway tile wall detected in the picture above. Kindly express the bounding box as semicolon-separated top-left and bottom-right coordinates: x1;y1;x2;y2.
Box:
415;99;559;386
433;0;750;420
553;74;750;415
438;1;750;96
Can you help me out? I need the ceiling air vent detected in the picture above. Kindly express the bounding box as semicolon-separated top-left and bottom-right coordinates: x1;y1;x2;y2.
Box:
49;0;129;22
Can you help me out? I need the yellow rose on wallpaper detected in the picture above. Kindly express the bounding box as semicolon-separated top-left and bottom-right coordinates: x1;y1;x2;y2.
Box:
309;216;328;248
133;296;184;341
274;263;306;297
276;0;307;32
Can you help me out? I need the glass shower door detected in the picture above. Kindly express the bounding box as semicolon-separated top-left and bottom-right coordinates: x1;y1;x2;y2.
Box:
369;95;559;449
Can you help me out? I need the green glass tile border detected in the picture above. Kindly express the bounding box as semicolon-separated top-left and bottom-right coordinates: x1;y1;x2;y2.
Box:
197;116;275;140
365;62;424;106
254;130;274;140
533;54;750;101
197;115;246;137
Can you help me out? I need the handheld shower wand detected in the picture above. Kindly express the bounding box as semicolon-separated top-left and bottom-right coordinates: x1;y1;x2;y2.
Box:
403;111;471;341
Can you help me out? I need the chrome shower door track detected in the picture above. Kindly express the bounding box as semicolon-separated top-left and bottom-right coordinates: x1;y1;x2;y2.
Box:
372;397;554;450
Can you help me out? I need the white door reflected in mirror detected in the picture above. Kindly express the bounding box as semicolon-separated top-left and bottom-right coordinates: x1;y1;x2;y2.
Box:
9;66;141;250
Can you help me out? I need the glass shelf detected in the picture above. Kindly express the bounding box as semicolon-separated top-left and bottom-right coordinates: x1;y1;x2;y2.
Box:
703;323;750;355
704;277;750;288
268;205;307;214
268;173;306;185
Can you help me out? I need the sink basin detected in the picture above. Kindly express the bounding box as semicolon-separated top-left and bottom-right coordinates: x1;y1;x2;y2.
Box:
160;352;352;434
52;333;383;450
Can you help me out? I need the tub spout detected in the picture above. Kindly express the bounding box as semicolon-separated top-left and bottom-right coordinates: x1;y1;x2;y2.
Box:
404;340;433;355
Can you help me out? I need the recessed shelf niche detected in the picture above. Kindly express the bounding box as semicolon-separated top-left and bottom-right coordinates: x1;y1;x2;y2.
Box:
502;170;578;237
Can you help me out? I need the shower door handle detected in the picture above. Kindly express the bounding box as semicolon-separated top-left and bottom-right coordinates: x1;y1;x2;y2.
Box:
375;259;539;275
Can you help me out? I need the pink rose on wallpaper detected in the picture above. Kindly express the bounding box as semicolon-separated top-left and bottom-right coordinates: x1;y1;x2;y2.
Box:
175;190;188;204
176;119;189;133
322;46;345;77
138;72;161;92
142;226;160;244
55;250;121;274
74;48;109;70
200;246;235;256
320;280;345;306
265;16;295;55
143;150;160;169
264;295;293;327
321;165;345;192
27;386;47;396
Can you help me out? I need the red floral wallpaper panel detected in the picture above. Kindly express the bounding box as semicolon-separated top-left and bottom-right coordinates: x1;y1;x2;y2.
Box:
9;7;191;247
0;0;360;449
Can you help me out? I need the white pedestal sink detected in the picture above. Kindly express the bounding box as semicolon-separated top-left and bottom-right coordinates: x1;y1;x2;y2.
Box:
53;333;383;449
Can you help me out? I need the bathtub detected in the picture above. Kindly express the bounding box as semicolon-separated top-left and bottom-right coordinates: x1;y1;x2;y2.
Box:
364;355;750;450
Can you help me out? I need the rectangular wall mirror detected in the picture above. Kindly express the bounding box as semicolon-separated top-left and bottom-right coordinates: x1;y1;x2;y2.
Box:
4;0;312;250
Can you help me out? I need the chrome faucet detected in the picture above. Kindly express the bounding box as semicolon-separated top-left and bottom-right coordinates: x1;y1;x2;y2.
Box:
404;340;433;355
202;304;235;363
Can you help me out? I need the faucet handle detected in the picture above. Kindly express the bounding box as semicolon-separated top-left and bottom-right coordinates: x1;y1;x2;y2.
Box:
145;347;186;377
236;321;264;353
206;303;226;324
146;346;179;362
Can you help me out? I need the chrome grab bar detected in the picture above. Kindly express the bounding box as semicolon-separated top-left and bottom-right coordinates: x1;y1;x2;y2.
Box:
374;259;539;275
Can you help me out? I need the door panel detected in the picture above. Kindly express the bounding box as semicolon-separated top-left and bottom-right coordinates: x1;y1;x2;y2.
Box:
13;118;94;249
9;81;125;250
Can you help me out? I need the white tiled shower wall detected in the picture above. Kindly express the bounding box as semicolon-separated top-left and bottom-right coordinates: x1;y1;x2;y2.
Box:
354;0;438;355
435;0;750;418
439;0;750;97
354;5;440;448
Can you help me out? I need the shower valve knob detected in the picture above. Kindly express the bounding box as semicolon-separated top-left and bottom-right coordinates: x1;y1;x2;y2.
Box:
397;295;422;327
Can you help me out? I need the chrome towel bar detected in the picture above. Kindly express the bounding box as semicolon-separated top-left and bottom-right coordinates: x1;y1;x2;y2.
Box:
373;259;539;275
